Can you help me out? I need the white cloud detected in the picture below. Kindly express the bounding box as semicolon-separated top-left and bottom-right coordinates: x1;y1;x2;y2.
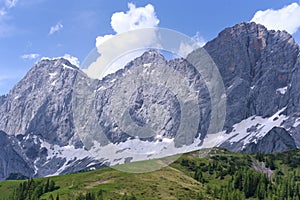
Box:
178;32;206;57
178;42;199;58
21;53;40;60
85;3;160;79
62;54;80;66
95;34;114;50
251;2;300;34
110;3;159;34
95;3;160;50
0;0;18;37
192;32;206;47
49;22;63;35
0;0;18;9
85;3;206;79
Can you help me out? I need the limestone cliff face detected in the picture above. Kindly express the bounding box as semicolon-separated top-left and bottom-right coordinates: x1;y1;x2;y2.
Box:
204;22;298;130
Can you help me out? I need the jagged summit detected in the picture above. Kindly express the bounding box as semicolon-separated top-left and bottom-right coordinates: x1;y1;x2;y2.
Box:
38;57;79;70
217;22;295;43
204;21;299;125
124;49;166;68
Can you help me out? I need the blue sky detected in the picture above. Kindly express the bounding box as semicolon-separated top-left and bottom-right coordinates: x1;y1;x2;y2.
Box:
0;0;300;94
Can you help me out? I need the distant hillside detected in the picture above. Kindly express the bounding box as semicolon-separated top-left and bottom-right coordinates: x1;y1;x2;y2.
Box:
1;147;300;200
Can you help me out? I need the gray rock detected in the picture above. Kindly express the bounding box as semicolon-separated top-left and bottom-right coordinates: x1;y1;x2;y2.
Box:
243;127;296;153
0;131;35;181
203;22;300;152
93;51;210;146
204;22;299;130
0;59;79;146
0;95;6;106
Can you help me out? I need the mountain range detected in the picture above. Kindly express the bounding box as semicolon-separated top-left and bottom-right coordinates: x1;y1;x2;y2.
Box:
0;22;299;180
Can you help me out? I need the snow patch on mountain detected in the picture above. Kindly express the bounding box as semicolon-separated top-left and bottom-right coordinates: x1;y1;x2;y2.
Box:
276;86;288;95
49;72;57;79
63;64;76;70
38;138;91;175
225;107;287;148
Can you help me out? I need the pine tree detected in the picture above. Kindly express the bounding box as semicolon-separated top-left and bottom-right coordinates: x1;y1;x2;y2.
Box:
49;194;54;200
32;184;43;199
49;180;56;191
44;178;50;193
196;192;204;200
76;193;85;200
97;189;104;200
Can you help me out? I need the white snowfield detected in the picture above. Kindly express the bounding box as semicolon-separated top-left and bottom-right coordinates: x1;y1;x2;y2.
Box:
37;107;289;176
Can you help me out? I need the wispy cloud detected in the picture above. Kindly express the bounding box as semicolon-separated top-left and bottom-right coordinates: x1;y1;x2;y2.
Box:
0;0;19;37
3;0;18;8
0;8;6;16
61;54;79;66
49;22;63;35
0;16;14;37
21;53;40;60
0;75;11;81
251;2;300;34
0;0;18;15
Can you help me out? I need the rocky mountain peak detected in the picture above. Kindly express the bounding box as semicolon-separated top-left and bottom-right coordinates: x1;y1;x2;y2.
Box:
0;22;300;180
38;58;79;70
208;22;298;81
125;49;166;69
204;22;299;130
0;58;79;144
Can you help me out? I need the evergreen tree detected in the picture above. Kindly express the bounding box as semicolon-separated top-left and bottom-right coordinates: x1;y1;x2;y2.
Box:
49;180;56;191
97;189;104;200
49;194;54;200
44;178;50;193
76;193;85;200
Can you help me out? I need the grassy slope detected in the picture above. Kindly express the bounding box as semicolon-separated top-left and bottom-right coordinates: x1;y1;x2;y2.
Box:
0;160;208;200
2;148;300;199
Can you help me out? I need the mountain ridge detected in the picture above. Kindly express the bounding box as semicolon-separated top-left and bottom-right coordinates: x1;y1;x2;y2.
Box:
0;22;299;180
